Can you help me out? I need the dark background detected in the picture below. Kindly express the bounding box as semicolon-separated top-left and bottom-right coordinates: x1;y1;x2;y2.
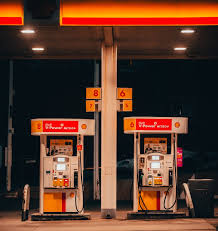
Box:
0;59;218;192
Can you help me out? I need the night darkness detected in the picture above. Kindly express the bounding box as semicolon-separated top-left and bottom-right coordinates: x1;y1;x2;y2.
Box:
0;59;218;190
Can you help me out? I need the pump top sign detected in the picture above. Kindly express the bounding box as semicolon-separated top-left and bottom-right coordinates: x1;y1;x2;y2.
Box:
31;119;95;136
60;0;218;26
124;117;188;134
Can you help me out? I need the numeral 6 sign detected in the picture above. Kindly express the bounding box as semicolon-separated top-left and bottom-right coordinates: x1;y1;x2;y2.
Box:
117;88;132;100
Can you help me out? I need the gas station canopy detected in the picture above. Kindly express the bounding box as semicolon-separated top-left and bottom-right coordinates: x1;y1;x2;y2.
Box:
1;0;218;59
0;0;23;26
60;0;218;26
0;0;215;220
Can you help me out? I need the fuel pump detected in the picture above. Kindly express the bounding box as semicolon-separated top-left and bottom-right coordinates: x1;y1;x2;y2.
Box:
31;118;95;220
43;139;83;213
138;137;176;211
123;117;188;216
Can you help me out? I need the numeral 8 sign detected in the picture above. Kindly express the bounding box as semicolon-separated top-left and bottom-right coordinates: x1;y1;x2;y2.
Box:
86;88;101;100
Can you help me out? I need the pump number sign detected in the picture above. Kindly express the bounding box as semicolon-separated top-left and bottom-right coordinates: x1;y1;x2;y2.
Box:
123;100;133;112
86;100;96;112
86;88;101;100
117;88;132;100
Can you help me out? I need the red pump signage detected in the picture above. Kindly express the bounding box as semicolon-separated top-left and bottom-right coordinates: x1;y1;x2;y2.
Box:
43;121;79;133
136;119;172;131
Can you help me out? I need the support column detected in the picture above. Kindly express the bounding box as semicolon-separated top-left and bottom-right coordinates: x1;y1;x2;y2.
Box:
77;134;84;213
174;133;178;212
94;60;100;200
133;133;140;211
39;135;47;214
6;60;14;192
169;133;177;212
133;133;137;211
78;135;84;174
101;42;117;218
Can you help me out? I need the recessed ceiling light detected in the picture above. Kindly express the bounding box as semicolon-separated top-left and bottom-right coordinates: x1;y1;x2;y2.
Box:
174;47;187;51
32;47;44;51
21;29;35;34
181;29;195;34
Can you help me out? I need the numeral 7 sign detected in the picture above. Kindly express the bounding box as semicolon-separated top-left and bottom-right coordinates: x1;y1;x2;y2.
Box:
86;100;96;112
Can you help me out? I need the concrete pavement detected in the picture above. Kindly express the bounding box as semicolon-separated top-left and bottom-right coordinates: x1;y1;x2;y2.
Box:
0;211;217;231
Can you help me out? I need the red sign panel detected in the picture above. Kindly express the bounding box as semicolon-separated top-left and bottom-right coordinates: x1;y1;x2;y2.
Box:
136;119;172;131
43;121;79;133
177;147;183;167
0;17;22;25
60;0;218;26
77;145;83;151
61;17;218;26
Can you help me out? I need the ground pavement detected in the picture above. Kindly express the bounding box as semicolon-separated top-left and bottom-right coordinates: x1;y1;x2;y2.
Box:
0;210;218;231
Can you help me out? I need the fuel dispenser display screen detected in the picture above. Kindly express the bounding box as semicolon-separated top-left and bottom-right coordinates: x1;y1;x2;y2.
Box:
57;157;65;162
152;155;160;160
56;164;66;171
150;162;160;169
